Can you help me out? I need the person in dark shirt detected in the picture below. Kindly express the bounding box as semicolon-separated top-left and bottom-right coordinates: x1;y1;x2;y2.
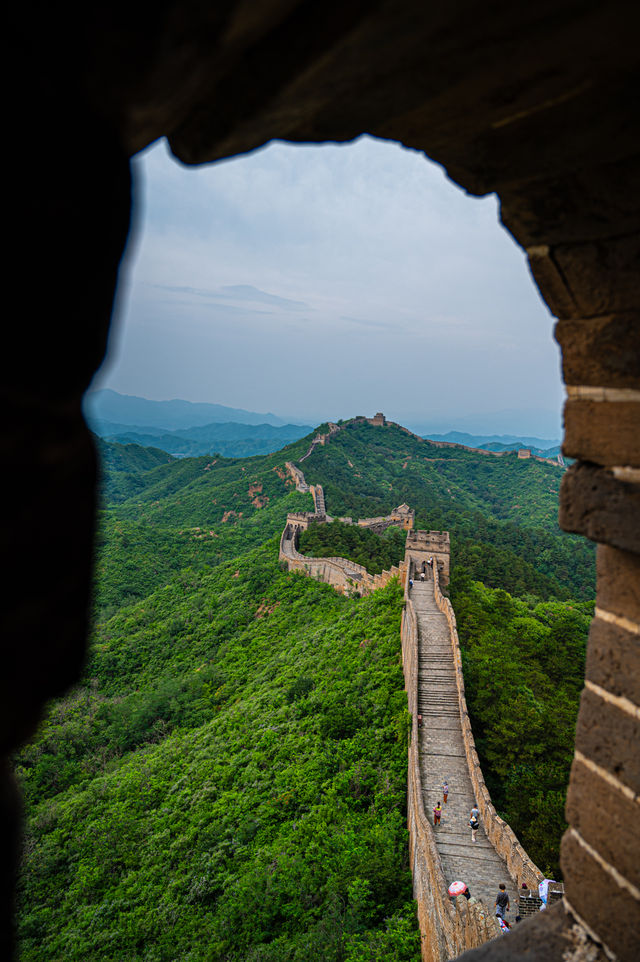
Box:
495;883;510;920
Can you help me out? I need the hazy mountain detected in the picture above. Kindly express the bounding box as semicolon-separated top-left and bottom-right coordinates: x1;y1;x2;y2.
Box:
423;430;561;452
90;414;311;459
84;388;310;431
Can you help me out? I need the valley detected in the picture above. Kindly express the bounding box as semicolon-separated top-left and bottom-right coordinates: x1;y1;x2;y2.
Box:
14;416;594;961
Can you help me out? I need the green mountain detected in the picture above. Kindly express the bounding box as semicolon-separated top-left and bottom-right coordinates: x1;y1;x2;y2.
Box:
100;420;312;459
14;418;594;960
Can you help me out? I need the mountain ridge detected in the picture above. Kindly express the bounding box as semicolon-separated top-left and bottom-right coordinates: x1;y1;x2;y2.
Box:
84;388;311;430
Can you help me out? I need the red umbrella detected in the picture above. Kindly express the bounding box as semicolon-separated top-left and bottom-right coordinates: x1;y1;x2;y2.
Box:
448;881;467;897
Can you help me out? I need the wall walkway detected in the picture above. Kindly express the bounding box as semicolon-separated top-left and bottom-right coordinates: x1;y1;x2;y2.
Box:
279;459;549;960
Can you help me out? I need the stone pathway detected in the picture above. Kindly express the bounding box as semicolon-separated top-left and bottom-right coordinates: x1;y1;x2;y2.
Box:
412;580;517;921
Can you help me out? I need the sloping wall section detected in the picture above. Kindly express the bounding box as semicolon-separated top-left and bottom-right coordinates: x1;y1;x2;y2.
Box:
278;466;547;959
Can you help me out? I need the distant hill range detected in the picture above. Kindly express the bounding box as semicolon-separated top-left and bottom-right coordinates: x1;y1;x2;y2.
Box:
84;388;309;430
84;389;311;458
424;431;562;459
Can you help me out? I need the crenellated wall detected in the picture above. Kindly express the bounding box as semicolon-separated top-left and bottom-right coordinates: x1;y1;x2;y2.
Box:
282;496;545;959
431;565;544;892
279;516;406;596
401;575;504;960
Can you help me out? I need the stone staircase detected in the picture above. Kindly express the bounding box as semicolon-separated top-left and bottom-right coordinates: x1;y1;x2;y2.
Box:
412;580;517;919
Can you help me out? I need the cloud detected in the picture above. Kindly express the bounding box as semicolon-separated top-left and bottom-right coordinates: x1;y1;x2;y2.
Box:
98;135;562;435
148;282;311;316
339;315;397;331
219;285;309;311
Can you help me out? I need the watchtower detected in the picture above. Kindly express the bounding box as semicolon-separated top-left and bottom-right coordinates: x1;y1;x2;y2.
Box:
405;529;450;586
390;503;415;530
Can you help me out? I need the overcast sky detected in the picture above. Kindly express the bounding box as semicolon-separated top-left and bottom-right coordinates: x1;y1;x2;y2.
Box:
94;135;563;438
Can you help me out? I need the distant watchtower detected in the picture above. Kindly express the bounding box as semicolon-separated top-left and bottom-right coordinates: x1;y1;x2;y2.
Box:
370;412;386;426
405;530;450;587
390;503;415;530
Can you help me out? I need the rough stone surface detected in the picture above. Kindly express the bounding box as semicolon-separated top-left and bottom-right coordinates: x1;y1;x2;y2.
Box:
555;313;640;390
562;399;640;467
596;545;640;623
574;687;640;797
553;234;640;319
562;830;640;962
456;901;610;962
565;757;639;891
499;154;640;247
559;463;640;552
526;249;580;320
586;617;640;704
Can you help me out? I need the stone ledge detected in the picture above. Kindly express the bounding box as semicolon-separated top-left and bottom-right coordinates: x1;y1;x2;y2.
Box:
561;831;640;962
586;617;640;704
454;901;609;962
559;462;640;551
574;687;640;797
555;312;640;389
596;545;640;623
566;757;639;891
562;398;640;466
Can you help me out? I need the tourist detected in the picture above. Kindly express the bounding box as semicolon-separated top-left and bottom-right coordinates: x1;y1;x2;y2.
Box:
469;811;479;842
433;802;442;827
495;884;510;920
442;780;449;804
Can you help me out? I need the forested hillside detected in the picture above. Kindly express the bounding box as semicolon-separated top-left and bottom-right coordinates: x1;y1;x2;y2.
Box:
15;418;595;958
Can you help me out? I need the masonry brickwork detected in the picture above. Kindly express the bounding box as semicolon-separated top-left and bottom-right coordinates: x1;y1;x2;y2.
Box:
279;471;551;958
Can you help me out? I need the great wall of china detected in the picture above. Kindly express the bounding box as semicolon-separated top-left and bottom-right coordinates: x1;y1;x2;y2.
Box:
279;419;562;961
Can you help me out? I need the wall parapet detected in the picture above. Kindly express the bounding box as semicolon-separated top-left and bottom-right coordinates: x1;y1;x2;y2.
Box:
431;563;545;892
279;514;405;596
401;577;502;961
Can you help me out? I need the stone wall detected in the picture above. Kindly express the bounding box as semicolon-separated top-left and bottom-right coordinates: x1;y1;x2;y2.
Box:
279;515;406;596
284;461;309;492
406;530;451;586
431;566;545;892
401;579;503;960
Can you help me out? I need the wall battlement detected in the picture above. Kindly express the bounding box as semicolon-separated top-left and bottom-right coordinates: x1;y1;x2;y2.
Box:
279;470;550;959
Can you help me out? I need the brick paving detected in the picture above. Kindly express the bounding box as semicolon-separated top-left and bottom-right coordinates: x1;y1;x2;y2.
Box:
412;580;517;921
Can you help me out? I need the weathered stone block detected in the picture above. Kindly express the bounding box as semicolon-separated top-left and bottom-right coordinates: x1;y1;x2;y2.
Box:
574;687;640;796
562;398;640;466
566;756;639;889
499;154;640;247
455;901;608;962
527;247;579;319
597;545;640;623
555;312;640;389
561;829;640;962
553;233;640;318
559;463;640;551
586;618;640;704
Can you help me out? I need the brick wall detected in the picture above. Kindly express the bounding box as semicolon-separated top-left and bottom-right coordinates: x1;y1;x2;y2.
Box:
401;583;503;960
431;565;545;892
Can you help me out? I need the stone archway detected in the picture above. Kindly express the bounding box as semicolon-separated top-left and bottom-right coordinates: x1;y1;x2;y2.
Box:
5;3;639;959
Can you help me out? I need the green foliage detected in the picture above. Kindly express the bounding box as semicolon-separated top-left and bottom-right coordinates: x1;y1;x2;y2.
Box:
299;522;406;575
16;551;418;961
302;420;594;600
16;416;598;957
